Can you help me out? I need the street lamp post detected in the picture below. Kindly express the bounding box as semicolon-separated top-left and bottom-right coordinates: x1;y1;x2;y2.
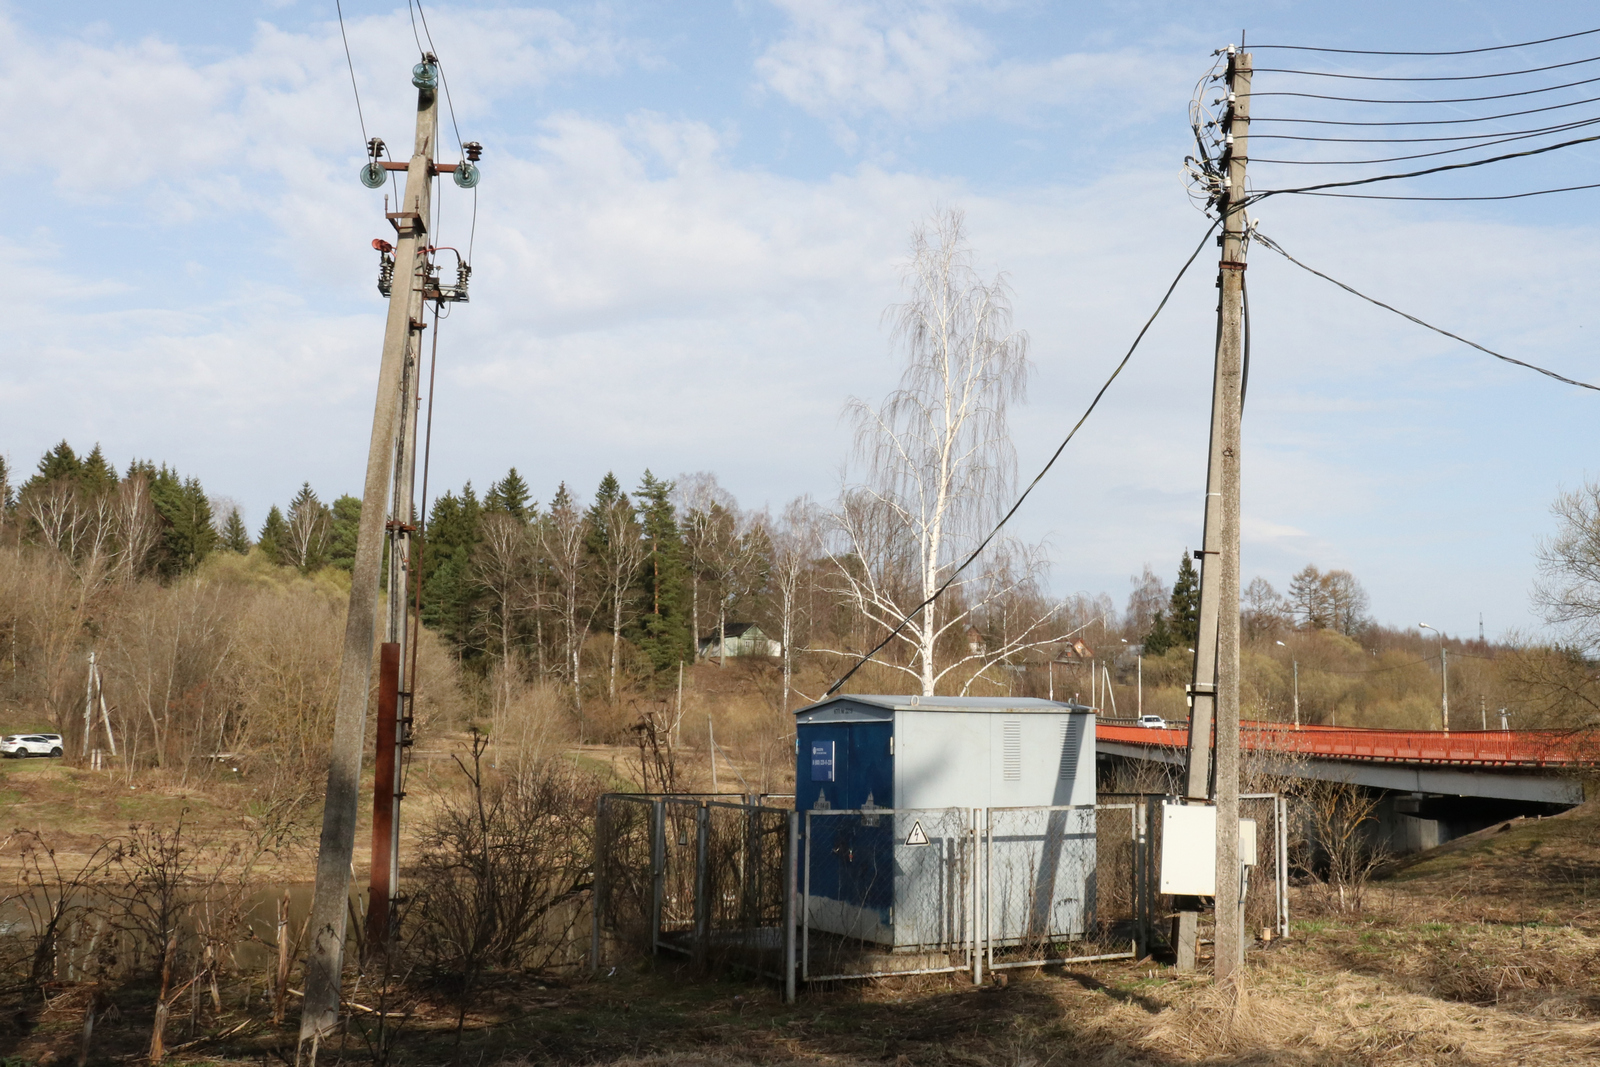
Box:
1276;640;1300;729
1419;623;1450;732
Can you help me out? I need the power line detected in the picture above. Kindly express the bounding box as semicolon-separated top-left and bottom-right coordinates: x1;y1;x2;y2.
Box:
1242;70;1600;105
824;218;1222;696
1291;180;1600;201
1246;130;1600;199
413;0;465;155
334;0;368;147
1252;94;1600;126
1253;113;1600;143
1252;230;1600;394
1251;115;1600;165
1254;52;1600;82
1248;27;1600;57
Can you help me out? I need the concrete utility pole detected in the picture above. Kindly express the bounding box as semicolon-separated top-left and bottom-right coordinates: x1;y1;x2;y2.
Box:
298;58;438;1060
1176;46;1250;981
1420;623;1450;732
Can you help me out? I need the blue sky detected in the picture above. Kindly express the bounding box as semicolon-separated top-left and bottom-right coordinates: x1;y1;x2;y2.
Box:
4;0;1600;642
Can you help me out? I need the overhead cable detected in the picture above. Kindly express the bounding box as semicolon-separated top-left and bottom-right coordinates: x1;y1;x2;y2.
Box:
1251;114;1600;165
1252;94;1600;126
1246;130;1600;200
824;219;1222;696
1291;180;1600;201
1253;52;1600;82
1253;231;1600;393
334;0;368;147
1252;113;1600;143
1248;27;1600;57
413;0;466;154
1242;71;1600;105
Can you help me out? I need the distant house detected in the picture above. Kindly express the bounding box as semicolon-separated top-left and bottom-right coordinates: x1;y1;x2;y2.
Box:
697;623;782;660
1052;638;1094;662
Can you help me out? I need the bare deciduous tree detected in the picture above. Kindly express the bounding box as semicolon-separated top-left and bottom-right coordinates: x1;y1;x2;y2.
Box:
592;494;647;700
770;497;824;712
822;208;1061;695
540;485;595;717
1535;479;1600;651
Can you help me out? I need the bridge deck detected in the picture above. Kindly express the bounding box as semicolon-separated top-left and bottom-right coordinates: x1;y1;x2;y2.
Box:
1097;722;1593;769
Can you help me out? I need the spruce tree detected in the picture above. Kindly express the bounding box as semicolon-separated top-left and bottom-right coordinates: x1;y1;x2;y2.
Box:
284;483;331;572
1143;610;1175;656
150;468;216;573
631;471;694;672
0;456;12;512
483;468;532;520
222;509;251;553
257;505;288;564
24;441;80;495
419;483;483;649
326;494;362;571
79;445;118;496
1170;553;1201;645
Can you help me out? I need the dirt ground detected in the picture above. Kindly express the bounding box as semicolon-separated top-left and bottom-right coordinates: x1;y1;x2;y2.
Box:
3;763;1599;1065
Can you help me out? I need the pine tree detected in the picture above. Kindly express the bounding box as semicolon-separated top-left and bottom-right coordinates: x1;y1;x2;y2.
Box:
1170;553;1201;645
222;509;251;553
0;456;12;512
483;468;532;520
327;494;362;570
257;505;288;564
630;470;693;673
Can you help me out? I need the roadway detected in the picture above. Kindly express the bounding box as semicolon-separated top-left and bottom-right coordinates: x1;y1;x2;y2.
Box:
1096;721;1592;805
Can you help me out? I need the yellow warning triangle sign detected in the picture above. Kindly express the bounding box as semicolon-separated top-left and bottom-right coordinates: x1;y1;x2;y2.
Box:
904;820;930;846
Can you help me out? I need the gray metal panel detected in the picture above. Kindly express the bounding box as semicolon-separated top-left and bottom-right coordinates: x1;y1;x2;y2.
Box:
1097;740;1584;804
894;709;1095;810
794;699;894;725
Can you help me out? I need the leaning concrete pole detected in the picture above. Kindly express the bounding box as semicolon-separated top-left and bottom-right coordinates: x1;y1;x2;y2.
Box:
298;60;437;1060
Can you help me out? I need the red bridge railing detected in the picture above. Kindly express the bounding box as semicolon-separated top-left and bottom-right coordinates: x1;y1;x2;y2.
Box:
1096;721;1596;768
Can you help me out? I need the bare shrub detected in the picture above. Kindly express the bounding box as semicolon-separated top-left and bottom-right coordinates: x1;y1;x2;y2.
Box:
1294;779;1387;914
409;734;603;1022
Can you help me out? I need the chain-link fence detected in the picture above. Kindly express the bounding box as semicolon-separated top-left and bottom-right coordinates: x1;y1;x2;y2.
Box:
594;792;1286;995
592;794;794;982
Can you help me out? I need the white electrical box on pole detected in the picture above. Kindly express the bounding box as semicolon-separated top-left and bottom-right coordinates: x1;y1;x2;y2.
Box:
1174;46;1250;982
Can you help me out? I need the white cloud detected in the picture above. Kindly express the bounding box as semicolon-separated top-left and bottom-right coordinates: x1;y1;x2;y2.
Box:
2;6;1597;641
753;0;1189;130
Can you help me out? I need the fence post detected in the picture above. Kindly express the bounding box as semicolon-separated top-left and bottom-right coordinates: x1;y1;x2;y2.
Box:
801;812;812;983
970;810;983;986
694;802;710;966
591;796;605;975
1277;794;1290;937
784;810;798;1004
1131;797;1145;961
650;799;666;957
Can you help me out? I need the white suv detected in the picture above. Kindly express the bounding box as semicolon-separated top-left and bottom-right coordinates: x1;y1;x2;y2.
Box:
2;734;63;758
1135;715;1168;729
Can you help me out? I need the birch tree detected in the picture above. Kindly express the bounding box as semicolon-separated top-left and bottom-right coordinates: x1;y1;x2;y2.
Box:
823;208;1063;695
770;496;824;711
